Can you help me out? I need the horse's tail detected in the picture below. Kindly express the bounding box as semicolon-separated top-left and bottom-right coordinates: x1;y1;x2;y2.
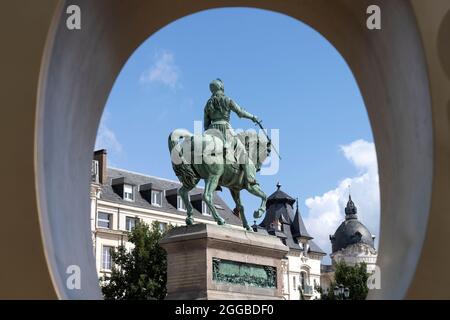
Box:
168;129;198;189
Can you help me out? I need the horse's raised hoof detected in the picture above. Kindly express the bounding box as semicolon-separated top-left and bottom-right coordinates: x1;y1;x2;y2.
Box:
253;209;265;219
217;219;226;226
185;217;194;225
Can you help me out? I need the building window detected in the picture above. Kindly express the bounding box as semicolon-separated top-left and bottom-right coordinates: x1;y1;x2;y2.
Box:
97;212;112;229
202;201;211;215
151;190;162;206
123;184;134;201
300;271;306;290
293;276;297;290
177;196;187;211
125;216;138;231
158;222;167;233
102;246;113;270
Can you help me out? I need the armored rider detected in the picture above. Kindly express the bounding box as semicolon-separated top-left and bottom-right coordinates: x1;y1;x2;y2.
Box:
204;79;260;185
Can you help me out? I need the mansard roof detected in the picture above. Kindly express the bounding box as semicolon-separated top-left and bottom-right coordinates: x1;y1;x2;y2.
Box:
292;203;313;240
266;182;296;207
99;167;241;226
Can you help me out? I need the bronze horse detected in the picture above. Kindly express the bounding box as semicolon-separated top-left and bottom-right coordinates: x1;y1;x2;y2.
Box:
168;129;271;230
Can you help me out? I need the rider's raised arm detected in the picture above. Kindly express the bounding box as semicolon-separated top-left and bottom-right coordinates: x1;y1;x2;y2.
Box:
229;99;258;122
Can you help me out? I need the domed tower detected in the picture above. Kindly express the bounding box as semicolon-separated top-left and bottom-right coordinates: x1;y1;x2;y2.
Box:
329;195;377;273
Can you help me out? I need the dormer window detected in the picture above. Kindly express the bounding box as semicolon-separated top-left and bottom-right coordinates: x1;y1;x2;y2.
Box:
112;177;135;201
177;196;187;211
151;190;162;207
202;201;211;216
123;184;134;201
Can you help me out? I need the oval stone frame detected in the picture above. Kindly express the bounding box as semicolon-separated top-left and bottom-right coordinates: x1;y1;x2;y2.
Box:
35;0;433;299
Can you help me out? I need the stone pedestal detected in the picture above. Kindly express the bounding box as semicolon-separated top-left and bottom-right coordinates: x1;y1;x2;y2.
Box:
160;223;289;300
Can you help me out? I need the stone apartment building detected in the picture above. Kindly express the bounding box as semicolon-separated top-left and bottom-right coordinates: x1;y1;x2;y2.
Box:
90;149;324;299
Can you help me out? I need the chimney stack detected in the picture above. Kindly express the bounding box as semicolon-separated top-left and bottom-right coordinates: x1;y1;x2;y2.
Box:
94;149;107;184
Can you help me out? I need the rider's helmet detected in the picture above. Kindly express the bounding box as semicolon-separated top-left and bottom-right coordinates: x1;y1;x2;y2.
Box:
209;78;224;94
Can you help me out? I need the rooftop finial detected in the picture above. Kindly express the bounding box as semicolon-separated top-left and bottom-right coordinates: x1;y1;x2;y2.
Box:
296;197;299;211
276;182;281;190
348;183;352;200
345;187;357;218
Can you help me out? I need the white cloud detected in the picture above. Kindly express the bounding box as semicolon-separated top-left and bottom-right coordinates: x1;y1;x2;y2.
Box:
304;139;380;259
140;51;180;88
95;112;123;157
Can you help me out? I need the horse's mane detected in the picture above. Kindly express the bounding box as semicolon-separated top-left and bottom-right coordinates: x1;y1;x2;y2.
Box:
236;130;270;167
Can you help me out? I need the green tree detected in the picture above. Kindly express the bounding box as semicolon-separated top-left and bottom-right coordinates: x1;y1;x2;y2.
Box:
101;221;169;300
318;261;369;300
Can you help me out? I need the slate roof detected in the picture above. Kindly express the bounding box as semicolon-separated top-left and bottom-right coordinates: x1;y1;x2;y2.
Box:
330;195;375;253
260;201;292;226
308;240;326;255
99;167;241;226
255;184;325;255
266;182;296;207
292;206;313;239
253;224;324;255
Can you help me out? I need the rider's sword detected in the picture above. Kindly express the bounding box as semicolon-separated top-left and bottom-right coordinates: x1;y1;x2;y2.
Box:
255;120;281;160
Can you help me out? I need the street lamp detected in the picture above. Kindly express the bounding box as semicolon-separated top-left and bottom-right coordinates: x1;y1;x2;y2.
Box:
333;284;350;300
344;287;350;299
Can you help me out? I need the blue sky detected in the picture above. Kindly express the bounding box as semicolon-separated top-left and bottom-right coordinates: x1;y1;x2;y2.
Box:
96;8;379;258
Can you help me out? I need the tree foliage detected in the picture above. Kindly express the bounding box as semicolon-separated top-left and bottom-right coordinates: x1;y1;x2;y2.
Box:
101;221;169;300
318;261;369;300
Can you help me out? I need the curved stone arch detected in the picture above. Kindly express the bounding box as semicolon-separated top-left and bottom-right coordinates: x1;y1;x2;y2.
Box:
0;0;438;299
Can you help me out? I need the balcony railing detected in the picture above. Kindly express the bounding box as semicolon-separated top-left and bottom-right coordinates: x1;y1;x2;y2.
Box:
302;285;314;296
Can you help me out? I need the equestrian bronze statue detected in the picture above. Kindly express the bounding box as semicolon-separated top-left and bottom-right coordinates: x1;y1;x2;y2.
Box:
168;79;271;230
